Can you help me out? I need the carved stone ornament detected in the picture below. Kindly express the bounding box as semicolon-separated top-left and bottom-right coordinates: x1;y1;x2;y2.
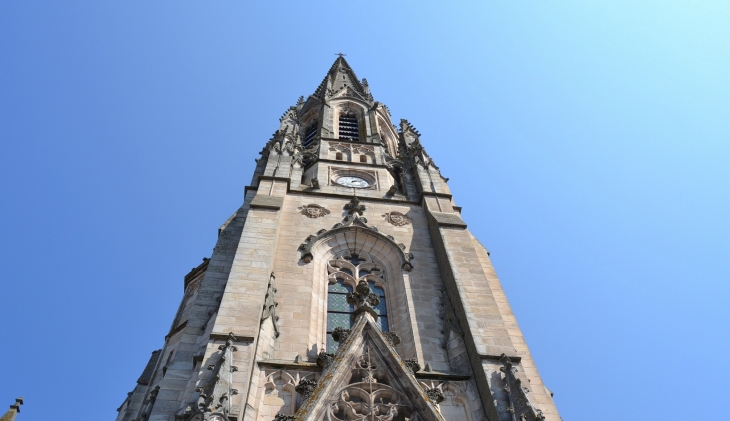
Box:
299;204;330;219
260;273;280;337
382;211;412;227
425;388;445;404
383;331;401;347
297;197;414;271
295;378;318;400
500;354;546;421
331;327;351;344
274;414;295;421
347;280;381;320
404;358;421;374
316;350;335;368
344;196;365;215
189;333;239;421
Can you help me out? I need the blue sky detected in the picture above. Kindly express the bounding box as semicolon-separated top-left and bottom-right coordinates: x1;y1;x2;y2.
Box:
1;1;728;420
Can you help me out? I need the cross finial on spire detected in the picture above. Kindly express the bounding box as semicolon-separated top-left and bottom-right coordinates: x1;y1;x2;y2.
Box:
335;52;346;58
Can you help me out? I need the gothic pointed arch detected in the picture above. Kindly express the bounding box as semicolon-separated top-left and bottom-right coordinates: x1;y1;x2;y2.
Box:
299;218;423;366
296;314;445;421
332;101;367;142
297;206;414;272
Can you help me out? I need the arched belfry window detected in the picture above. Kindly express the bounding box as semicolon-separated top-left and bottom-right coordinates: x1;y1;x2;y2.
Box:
303;121;317;148
326;251;388;352
338;111;359;141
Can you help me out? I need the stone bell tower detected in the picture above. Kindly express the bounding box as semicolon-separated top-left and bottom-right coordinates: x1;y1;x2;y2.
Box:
116;56;562;421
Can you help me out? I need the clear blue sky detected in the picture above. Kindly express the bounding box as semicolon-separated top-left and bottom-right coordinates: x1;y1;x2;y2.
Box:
1;2;728;420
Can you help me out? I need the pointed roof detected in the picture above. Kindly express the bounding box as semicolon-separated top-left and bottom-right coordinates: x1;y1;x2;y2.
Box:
312;56;371;101
295;314;444;421
0;398;23;421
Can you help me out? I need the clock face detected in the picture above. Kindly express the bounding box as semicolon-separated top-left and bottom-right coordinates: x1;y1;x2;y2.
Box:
336;176;370;188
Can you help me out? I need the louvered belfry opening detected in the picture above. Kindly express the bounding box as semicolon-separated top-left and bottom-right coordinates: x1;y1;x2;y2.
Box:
338;111;359;141
303;121;317;148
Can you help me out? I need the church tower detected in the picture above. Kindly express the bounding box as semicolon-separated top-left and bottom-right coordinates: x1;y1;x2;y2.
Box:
116;57;561;421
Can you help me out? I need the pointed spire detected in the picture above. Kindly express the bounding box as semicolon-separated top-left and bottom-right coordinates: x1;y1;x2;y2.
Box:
0;398;23;421
312;56;369;100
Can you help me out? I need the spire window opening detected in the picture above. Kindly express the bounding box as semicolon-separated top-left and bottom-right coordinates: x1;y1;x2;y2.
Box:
303;122;318;148
338;111;359;141
359;155;367;163
335;152;343;161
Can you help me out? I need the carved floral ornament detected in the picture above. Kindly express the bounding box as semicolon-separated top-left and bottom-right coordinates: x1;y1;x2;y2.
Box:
299;204;331;219
382;211;412;227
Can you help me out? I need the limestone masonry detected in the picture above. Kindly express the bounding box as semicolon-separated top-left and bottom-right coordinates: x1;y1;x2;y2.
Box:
116;57;561;421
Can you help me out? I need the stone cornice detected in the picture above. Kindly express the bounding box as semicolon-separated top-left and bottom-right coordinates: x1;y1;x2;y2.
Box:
244;186;419;204
428;211;468;229
481;354;522;363
413;371;471;381
209;332;255;342
257;360;321;371
317;158;389;169
250;195;285;210
255;359;473;381
319;137;382;146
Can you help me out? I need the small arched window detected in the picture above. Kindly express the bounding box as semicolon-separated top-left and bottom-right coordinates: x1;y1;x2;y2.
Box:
338;111;359;141
335;152;343;161
359;155;367;163
326;252;388;353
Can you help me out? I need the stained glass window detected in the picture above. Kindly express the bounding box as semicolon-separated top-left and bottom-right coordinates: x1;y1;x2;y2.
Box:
326;256;389;353
326;280;353;353
369;281;389;332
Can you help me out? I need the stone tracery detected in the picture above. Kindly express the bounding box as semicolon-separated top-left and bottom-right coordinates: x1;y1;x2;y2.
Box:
260;370;319;419
326;347;413;421
326;251;389;352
